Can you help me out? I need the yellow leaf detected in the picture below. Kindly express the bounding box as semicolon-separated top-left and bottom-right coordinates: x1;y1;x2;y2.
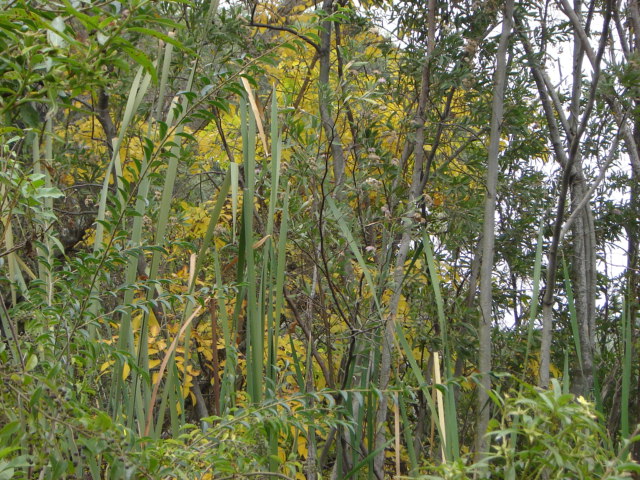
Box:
100;360;114;372
149;323;160;337
131;312;142;330
61;173;75;186
297;433;308;458
122;363;130;381
200;348;213;361
149;309;159;331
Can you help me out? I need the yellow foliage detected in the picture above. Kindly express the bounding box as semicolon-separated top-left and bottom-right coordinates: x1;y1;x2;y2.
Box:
98;359;130;380
527;353;562;379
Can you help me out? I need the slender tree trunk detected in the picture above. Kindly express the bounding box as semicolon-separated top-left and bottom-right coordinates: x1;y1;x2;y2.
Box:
627;0;640;455
474;0;513;458
372;1;437;476
565;0;597;396
318;0;346;188
569;176;596;395
630;133;640;455
517;0;610;389
316;4;357;472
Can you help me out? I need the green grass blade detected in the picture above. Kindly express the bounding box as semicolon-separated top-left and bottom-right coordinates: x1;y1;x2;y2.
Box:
422;233;450;373
621;298;631;439
326;196;382;316
93;66;147;252
398;387;419;476
130;64;196;434
395;324;445;446
522;216;546;380
240;98;263;404
231;162;239;243
422;232;459;460
562;255;583;375
563;349;570;394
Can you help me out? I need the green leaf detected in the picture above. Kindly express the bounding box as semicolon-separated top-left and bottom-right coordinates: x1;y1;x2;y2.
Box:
127;28;194;55
25;353;38;372
0;465;14;480
37;187;64;199
0;448;19;461
19;104;40;127
0;422;20;439
47;16;67;49
121;45;157;84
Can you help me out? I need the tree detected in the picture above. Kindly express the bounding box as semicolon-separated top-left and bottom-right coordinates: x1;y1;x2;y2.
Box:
475;0;513;458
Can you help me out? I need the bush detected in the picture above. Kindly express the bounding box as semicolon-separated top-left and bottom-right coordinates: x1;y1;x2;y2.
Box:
424;379;639;480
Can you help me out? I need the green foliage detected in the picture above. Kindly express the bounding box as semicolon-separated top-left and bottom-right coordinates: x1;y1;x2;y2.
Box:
491;380;622;479
425;379;636;479
1;0;639;479
0;146;63;228
0;344;345;479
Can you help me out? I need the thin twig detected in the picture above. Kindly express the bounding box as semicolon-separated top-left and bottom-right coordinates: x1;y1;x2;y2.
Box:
249;22;320;53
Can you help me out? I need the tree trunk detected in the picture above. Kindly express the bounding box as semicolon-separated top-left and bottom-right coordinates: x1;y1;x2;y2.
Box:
318;0;346;188
373;0;437;475
569;176;596;396
517;0;609;389
474;0;513;458
566;0;597;396
627;0;640;455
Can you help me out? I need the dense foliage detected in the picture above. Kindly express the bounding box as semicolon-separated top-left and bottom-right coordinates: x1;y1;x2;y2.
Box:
1;0;639;478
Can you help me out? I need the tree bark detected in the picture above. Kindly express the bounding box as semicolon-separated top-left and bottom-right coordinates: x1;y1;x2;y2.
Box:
626;0;640;454
318;0;346;189
474;0;513;458
516;0;610;390
565;0;596;396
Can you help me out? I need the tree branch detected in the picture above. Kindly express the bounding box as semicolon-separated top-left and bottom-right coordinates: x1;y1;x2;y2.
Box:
249;21;320;52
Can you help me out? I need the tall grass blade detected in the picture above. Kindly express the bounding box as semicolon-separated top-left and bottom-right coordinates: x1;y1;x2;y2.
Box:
326;196;382;316
562;255;582;375
621;298;631;439
562;349;570;394
137;66;197;435
422;232;459;459
240;97;263;403
398;386;419;476
33;121;54;308
433;352;447;460
231;162;239;242
395;324;445;448
93;66;147;253
105;64;156;425
110;42;170;422
241;77;268;155
522;216;545;379
212;244;236;412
